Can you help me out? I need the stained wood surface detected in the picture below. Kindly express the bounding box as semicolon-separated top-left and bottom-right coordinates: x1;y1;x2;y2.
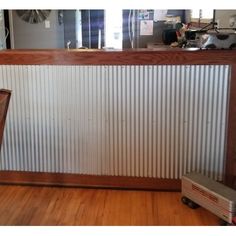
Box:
225;64;236;189
0;185;220;226
0;89;11;148
0;49;235;65
0;171;181;191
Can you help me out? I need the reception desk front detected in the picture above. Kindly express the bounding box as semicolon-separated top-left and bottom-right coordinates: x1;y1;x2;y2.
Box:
0;49;235;190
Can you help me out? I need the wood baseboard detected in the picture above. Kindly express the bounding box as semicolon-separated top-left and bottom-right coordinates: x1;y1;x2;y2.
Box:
0;171;181;191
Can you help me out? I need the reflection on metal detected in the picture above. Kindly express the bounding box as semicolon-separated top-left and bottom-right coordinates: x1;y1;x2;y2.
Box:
0;65;230;180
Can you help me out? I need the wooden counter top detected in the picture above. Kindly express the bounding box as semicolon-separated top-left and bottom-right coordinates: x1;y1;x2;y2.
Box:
0;49;235;65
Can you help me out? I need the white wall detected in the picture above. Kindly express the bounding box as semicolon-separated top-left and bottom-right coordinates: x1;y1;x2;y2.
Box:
10;10;65;49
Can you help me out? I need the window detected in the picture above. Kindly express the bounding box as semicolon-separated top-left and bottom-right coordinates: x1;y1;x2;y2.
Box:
191;9;214;24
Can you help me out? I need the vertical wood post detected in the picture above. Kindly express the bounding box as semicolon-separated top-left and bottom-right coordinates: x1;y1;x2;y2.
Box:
225;64;236;189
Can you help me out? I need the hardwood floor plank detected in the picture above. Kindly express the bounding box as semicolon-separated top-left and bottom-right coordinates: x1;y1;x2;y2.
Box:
0;185;220;226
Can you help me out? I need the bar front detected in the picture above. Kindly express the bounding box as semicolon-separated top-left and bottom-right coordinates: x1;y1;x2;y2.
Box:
0;49;235;190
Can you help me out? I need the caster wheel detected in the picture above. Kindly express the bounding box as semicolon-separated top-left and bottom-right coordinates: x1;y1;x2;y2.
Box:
219;219;228;226
181;196;189;205
187;200;199;209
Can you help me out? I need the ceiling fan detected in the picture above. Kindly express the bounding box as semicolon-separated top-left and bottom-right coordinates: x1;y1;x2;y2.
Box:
16;10;51;24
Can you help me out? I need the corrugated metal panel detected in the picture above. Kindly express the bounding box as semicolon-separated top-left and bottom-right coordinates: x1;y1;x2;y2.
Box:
0;65;230;180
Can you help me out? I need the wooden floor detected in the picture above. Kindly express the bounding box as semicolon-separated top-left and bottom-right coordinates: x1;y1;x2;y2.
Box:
0;185;220;226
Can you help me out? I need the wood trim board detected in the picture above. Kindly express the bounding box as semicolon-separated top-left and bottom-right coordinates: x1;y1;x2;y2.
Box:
0;171;181;191
0;49;236;65
225;64;236;189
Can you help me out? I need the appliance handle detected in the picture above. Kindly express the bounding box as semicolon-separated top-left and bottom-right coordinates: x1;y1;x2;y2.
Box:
128;10;134;48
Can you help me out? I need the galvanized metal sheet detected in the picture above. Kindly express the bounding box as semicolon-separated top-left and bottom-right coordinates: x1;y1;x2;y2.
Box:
0;65;230;180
